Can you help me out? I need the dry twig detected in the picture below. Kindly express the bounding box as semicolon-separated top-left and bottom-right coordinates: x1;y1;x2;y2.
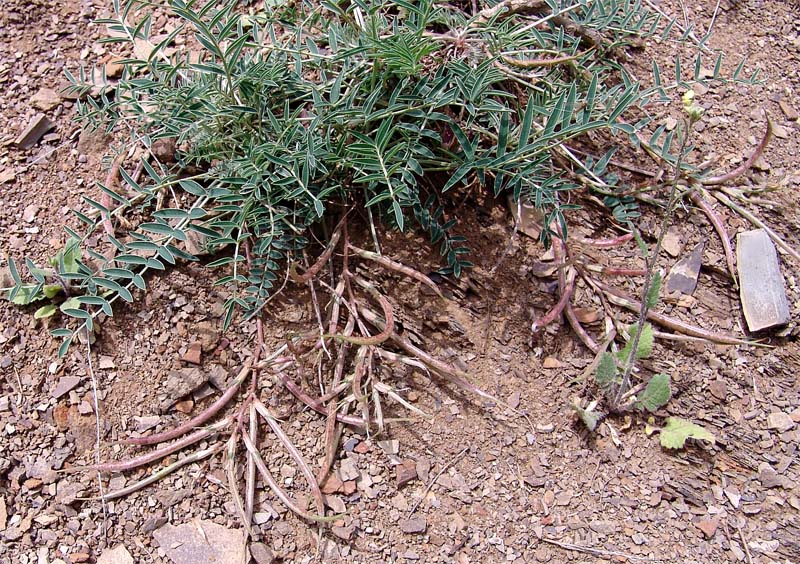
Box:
540;536;663;562
587;275;755;346
689;189;737;284
712;190;800;262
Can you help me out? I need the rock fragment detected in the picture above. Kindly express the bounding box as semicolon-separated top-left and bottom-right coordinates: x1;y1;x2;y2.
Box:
779;99;799;121
666;241;704;295
339;457;360;481
104;58;126;79
662;226;683;257
399;517;427;534
195;321;219;352
0;496;6;530
97;544;134;564
15;114;54;149
51;376;81;399
737;229;790;331
181;342;202;365
160;368;207;412
133;415;160;432
508;197;543;239
98;356;116;369
696;518;719;539
153;519;246;564
31;88;62;111
396;459;418;486
759;465;783;488
22;204;38;223
320;473;343;494
767;411;795;433
250;543;275;564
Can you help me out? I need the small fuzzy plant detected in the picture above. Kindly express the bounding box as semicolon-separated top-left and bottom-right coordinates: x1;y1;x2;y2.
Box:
2;238;97;326
571;90;716;450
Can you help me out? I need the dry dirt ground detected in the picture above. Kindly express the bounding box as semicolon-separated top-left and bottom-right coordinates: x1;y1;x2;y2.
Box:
1;1;799;563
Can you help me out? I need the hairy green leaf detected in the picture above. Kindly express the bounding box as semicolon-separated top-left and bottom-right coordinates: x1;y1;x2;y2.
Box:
659;417;715;449
43;285;63;299
646;271;662;308
635;322;655;359
34;304;58;319
595;352;618;390
570;402;602;431
637;373;671;412
7;284;45;305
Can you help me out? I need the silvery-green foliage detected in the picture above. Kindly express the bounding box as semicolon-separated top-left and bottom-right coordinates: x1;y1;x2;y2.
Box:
11;0;754;354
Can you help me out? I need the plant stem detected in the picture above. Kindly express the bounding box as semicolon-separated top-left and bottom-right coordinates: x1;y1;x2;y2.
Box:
614;118;693;409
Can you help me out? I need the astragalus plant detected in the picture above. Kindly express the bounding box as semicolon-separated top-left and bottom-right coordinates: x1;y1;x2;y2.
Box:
5;0;747;530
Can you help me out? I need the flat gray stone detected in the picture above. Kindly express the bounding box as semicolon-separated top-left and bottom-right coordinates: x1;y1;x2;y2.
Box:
55;481;84;505
160;368;207;412
737;229;790;331
51;376;81;399
759;465;783;489
250;543;275;564
153;519;246;564
97;544;134;564
15;114;54;149
339;457;360;481
767;411;795;433
666;241;704;295
508;196;543;239
399;517;427;534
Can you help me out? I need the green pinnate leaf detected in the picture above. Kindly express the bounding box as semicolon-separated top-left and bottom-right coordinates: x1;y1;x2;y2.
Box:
59;297;82;315
8;284;45;305
637;373;671;412
659;417;715;449
58;335;73;358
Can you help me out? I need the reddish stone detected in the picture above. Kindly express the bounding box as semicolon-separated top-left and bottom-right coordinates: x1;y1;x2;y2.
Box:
53;403;70;431
320;474;343;494
353;441;371;454
396;459;418;487
181;342;202;365
696;518;719;539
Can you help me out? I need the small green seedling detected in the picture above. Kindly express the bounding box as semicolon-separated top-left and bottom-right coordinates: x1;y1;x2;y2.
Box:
571;270;715;449
2;238;88;320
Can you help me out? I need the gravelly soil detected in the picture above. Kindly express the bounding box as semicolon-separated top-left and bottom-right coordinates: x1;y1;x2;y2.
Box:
1;1;799;563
